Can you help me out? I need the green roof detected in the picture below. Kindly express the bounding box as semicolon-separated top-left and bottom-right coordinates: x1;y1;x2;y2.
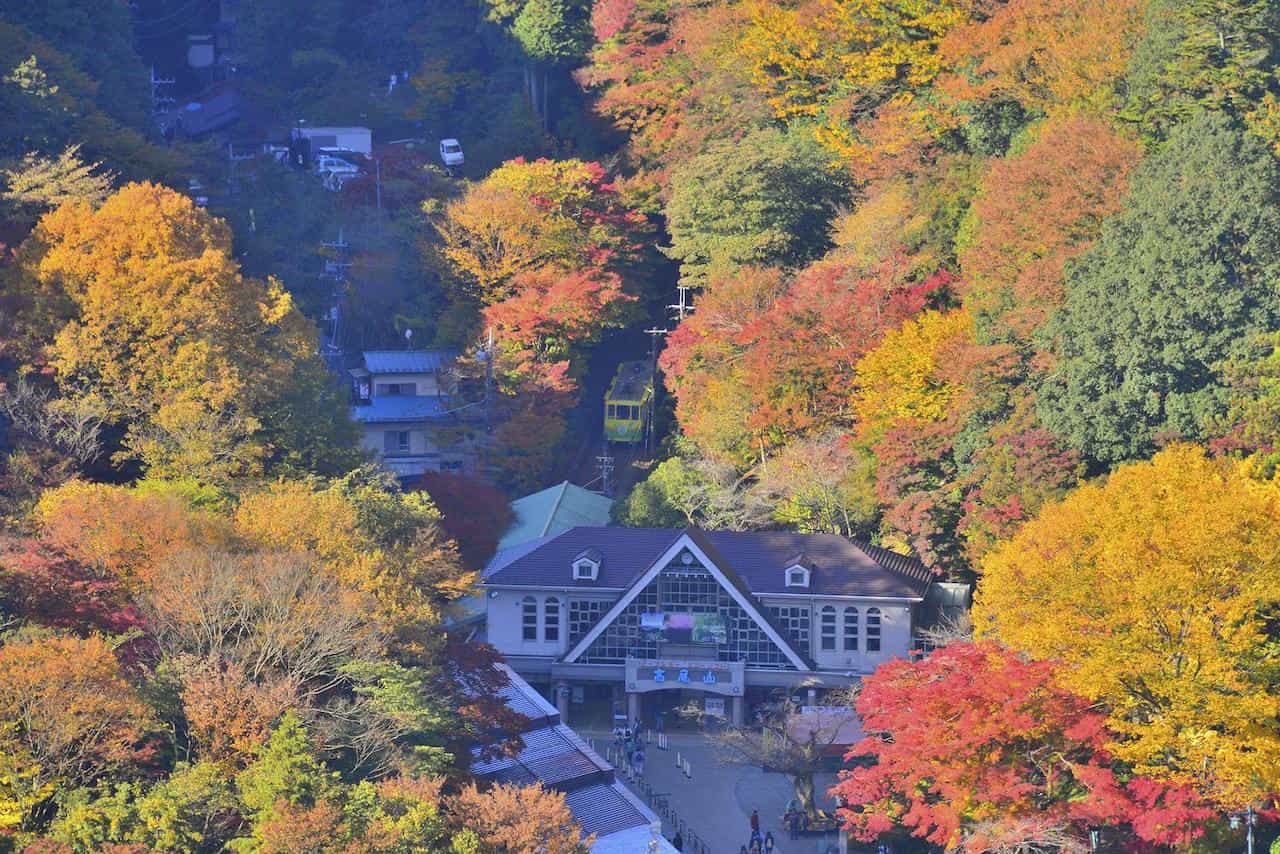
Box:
497;481;614;550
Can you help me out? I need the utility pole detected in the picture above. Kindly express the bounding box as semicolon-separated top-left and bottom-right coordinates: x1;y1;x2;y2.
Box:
643;327;667;459
596;444;615;497
318;229;351;371
667;284;694;323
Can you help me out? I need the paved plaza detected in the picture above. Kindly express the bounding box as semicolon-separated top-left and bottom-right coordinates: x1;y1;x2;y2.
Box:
582;729;846;854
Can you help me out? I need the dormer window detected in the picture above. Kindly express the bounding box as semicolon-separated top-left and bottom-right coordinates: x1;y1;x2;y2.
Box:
785;564;811;588
572;547;603;582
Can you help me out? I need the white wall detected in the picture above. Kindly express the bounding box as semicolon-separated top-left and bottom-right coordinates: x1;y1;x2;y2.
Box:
762;598;916;674
370;371;442;398
486;589;568;657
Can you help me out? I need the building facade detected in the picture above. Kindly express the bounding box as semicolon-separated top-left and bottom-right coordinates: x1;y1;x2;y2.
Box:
349;350;471;478
482;527;934;727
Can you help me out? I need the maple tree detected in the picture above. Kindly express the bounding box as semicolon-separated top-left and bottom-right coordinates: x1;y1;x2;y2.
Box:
834;641;1216;849
414;472;515;571
974;444;1280;805
0;536;145;638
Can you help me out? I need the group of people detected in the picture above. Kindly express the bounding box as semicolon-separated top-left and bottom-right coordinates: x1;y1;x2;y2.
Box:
738;809;777;853
782;804;809;839
611;720;646;777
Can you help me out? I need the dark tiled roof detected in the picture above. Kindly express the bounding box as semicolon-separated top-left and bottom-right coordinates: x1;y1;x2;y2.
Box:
483;527;933;599
563;783;652;838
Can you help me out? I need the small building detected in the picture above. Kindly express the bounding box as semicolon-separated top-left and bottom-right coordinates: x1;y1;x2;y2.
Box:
498;481;614;551
291;125;373;156
482;527;934;728
349;349;468;478
477;664;677;853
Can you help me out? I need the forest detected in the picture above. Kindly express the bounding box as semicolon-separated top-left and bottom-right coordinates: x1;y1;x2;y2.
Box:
2;0;1280;851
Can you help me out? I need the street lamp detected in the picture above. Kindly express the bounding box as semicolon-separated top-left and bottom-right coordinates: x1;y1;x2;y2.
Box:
1229;805;1256;854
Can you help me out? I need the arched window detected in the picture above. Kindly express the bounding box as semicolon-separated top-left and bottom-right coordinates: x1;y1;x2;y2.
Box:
866;607;881;652
522;596;538;641
843;607;859;651
819;606;836;651
544;597;560;642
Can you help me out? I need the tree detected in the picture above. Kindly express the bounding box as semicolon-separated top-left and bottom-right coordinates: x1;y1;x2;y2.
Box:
448;782;589;853
429;157;643;306
734;0;973;162
1122;0;1280;144
0;145;114;225
834;641;1215;849
1037;115;1280;466
663;128;848;284
179;657;298;770
0;537;145;638
9;183;357;482
974;445;1280;805
0;634;155;833
414;472;515;571
712;690;858;820
937;0;1147;116
958;113;1143;345
612;451;768;531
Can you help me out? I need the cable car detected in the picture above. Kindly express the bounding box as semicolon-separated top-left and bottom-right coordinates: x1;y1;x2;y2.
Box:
604;360;652;444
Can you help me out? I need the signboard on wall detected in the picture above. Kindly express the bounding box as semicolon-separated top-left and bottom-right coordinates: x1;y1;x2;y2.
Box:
704;697;726;718
624;657;745;696
639;611;728;644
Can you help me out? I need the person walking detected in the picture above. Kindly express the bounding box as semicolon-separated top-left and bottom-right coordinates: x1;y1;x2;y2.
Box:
671;830;683;851
750;809;760;836
634;746;645;776
764;831;775;852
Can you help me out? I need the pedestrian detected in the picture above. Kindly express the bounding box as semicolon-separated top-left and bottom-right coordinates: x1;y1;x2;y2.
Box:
749;839;762;854
671;830;683;851
739;847;749;854
764;831;775;852
750;809;760;836
634;746;645;775
787;810;801;840
656;709;665;732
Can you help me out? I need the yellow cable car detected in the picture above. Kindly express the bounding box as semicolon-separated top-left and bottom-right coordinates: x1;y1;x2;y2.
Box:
604;360;652;444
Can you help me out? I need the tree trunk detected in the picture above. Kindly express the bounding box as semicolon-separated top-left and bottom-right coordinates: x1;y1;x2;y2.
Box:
793;772;816;818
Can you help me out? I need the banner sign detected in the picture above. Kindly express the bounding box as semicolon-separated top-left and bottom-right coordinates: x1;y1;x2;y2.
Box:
638;611;727;644
625;657;744;696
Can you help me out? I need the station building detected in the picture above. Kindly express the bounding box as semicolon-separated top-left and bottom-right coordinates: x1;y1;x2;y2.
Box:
482;526;936;727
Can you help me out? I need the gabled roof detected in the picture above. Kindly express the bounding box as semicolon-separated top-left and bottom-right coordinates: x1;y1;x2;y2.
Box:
350;394;452;423
496;481;614;551
361;349;457;374
484;527;933;600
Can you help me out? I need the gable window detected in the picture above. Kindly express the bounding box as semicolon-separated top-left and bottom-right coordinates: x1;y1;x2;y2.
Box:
843;607;859;651
785;565;810;588
522;596;538;641
573;551;601;581
866;607;881;652
819;606;836;651
544;597;560;642
606;404;617;418
384;430;410;454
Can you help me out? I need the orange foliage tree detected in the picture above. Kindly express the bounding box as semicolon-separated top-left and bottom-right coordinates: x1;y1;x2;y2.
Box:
959;113;1143;345
448;782;590;853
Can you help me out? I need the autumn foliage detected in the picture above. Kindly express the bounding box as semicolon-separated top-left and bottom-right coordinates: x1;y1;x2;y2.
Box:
835;642;1215;850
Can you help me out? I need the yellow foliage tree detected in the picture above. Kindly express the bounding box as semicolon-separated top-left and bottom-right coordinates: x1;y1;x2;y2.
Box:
853;309;972;438
974;445;1280;805
736;0;973;161
17;182;353;482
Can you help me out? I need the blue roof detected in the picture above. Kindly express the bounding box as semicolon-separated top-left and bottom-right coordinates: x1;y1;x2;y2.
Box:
362;350;457;374
497;482;614;550
351;395;451;423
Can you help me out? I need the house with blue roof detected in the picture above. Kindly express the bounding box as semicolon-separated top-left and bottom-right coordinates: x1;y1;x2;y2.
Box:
349;349;472;478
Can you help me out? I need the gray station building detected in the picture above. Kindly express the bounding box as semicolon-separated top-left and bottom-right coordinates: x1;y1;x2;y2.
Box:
482;527;936;727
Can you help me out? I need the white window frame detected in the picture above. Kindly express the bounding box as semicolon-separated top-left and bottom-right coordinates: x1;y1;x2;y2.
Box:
785;564;810;588
573;558;600;581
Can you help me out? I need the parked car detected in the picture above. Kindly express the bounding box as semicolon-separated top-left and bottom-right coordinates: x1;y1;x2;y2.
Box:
439;138;464;167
